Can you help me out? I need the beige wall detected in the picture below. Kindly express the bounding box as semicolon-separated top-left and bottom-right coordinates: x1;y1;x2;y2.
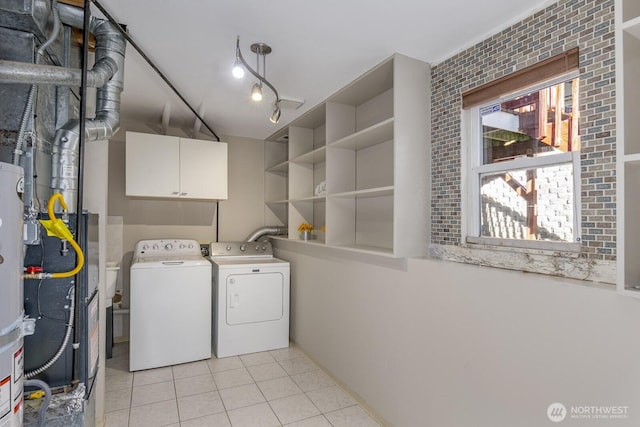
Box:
273;239;640;427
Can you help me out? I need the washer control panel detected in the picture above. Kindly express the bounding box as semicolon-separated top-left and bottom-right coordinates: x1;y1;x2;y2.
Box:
134;239;202;258
209;241;273;258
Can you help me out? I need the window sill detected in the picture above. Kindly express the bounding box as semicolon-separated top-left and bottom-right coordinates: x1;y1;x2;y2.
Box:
429;242;614;284
465;236;581;256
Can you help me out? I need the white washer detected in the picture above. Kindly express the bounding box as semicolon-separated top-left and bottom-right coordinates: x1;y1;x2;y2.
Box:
130;239;211;371
210;242;290;358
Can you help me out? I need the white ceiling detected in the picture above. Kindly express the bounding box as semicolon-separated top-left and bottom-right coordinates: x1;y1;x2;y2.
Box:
96;0;553;141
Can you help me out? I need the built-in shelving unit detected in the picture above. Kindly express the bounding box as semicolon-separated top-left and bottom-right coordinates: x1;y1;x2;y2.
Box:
264;54;430;257
616;0;640;296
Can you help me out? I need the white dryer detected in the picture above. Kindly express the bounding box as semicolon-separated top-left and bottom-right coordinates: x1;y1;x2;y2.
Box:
130;239;211;371
210;242;290;358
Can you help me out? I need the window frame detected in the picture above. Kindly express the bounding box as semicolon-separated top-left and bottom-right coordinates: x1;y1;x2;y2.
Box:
461;71;582;253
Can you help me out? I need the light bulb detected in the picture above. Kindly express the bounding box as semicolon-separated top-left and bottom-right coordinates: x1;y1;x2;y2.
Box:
251;83;263;102
232;58;244;78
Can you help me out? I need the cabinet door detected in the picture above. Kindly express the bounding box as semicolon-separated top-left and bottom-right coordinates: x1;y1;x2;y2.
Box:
179;138;228;200
126;132;180;197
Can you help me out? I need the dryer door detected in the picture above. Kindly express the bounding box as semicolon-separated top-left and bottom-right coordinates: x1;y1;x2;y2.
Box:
226;272;284;325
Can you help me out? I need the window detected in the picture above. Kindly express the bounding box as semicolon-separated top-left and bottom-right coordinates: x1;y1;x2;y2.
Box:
463;72;581;249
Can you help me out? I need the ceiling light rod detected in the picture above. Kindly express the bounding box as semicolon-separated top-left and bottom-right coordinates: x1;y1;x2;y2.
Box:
235;36;281;123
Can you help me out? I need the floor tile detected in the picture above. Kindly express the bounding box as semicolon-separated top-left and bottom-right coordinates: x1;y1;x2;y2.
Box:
306;385;356;413
218;383;266;411
240;351;276;367
131;380;176;407
133;366;174;387
112;343;130;358
284;415;332;427
104;408;129;427
180;412;231;427
278;356;317;376
175;373;216;398
269;393;321;425
208;356;244;373
128;399;179;427
106;372;133;392
269;346;305;362
172;360;211;380
105;387;131;412
256;377;303;401
106;355;129;374
290;370;334;392
324;405;380;427
213;367;254;389
247;362;288;382
177;391;225;421
226;402;280;427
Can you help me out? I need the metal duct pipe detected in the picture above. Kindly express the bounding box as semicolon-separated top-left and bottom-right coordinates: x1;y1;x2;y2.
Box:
244;226;288;242
50;3;126;210
0;57;117;88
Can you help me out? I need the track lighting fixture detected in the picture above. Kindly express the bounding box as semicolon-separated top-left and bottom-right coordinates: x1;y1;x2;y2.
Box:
232;36;281;123
270;102;281;124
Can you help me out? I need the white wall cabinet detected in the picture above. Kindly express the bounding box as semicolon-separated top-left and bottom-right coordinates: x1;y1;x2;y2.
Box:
265;54;430;257
126;132;228;200
616;0;640;296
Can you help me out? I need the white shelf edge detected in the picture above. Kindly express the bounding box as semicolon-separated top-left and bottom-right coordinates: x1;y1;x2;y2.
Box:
266;199;288;205
623;153;640;164
289;195;327;202
290;146;327;165
329;186;394;199
622;16;640;39
266;161;289;173
329;117;394;150
270;236;398;258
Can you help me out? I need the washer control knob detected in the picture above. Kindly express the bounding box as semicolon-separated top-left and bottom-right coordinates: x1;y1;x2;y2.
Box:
142;244;149;251
179;244;186;249
255;245;260;251
262;245;268;251
165;243;173;250
188;243;194;249
240;244;247;252
226;245;232;251
152;244;159;250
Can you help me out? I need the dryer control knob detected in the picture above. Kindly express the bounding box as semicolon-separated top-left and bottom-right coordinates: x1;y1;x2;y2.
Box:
255;245;260;251
165;243;173;250
153;244;159;250
179;244;186;249
262;245;268;251
188;244;194;249
240;244;247;252
226;245;232;251
143;244;149;251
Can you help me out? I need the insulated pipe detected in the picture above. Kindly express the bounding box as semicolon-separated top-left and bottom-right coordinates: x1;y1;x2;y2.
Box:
50;3;126;211
0;57;117;88
244;226;288;242
23;379;52;427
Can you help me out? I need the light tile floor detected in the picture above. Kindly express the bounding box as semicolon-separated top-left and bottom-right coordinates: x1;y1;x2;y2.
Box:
105;343;381;427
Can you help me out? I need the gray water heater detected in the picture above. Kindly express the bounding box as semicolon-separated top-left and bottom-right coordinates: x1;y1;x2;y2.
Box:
0;162;25;426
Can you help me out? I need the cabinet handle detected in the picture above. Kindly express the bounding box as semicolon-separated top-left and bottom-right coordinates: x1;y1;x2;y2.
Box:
180;192;188;196
171;191;179;195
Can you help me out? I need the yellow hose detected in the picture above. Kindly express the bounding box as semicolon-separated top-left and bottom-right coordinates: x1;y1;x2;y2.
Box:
39;193;85;279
